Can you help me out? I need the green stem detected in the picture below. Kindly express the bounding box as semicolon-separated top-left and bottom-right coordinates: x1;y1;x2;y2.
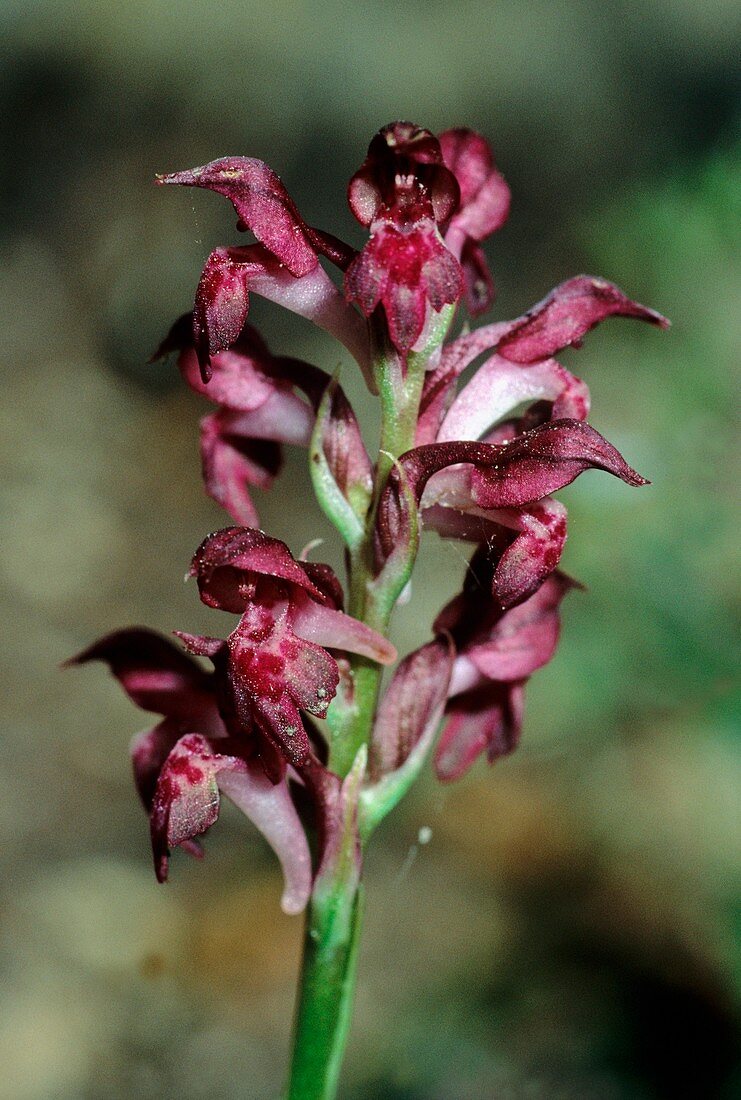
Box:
287;330;442;1097
286;886;364;1100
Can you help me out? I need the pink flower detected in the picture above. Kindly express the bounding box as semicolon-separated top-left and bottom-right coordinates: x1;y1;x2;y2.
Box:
378;417;646;608
154;317;370;528
68;629;312;910
158;158;370;382
404;275;668;605
188;527;396;764
433;565;576;780
344;123;463;354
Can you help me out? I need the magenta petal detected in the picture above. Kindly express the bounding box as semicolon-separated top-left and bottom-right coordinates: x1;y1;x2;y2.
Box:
290;594;397;665
193;248;252;378
150;733;311;911
345;220;462;354
191;526;326;612
434;683;524;781
439;128;511;242
131;719;189;810
177;335;279;411
219;392;314;445
491;499;569;608
470;419;649;509
438;355;590;442
466;572;573;681
216;762;312;914
183;244;373;387
227;603;339;763
497;275;670;364
200;412;281;527
158;157;318;277
370;637;453;778
416;320;516;445
348;122;459;228
150;734;222;881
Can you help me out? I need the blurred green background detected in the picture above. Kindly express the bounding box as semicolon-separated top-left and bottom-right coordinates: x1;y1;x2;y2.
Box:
1;2;739;1097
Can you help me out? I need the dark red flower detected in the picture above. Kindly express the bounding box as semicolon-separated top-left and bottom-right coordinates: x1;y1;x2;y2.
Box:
418;275;668;446
377;418;645;607
158;158;369;381
68;629;312;906
345;122;464;354
155;318;369;528
347;122;459;227
434;569;575;780
187;527;396;763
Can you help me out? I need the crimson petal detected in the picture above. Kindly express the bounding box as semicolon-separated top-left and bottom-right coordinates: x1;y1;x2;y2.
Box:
497;275;669;364
150;733;312;912
470;419;648;509
434;683;524;781
68;628;214;719
191;526;326;612
158;157;319;277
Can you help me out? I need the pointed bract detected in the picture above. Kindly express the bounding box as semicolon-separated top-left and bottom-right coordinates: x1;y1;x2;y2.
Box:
370;637;453;779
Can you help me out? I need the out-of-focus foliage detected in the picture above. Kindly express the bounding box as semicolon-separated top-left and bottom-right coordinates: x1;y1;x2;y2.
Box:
1;1;738;1097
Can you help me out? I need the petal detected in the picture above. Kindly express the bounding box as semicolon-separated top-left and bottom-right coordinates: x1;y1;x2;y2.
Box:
217;761;312;914
416;320;515;445
131;719;189;810
150;733;222;881
289;594;397;665
497;275;670;364
470;419;649;509
440;128;510;244
227;604;339;761
216;391;315;445
438;355;590;442
200;412;282;527
150;733;312;912
192;248;251;378
465;572;574;681
158;157;318;276
370;637;453;778
180;335;279;411
349;122;459;227
185;244;373;389
191;526;325;612
434;683;524;781
490;499;569;608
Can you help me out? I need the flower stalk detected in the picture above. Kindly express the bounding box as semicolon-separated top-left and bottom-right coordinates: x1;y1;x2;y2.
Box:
70;121;667;1099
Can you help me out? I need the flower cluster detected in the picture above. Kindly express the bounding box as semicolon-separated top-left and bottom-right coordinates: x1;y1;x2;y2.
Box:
73;122;666;916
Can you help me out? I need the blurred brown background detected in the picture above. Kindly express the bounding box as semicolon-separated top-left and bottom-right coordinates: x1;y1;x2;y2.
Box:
1;2;739;1097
